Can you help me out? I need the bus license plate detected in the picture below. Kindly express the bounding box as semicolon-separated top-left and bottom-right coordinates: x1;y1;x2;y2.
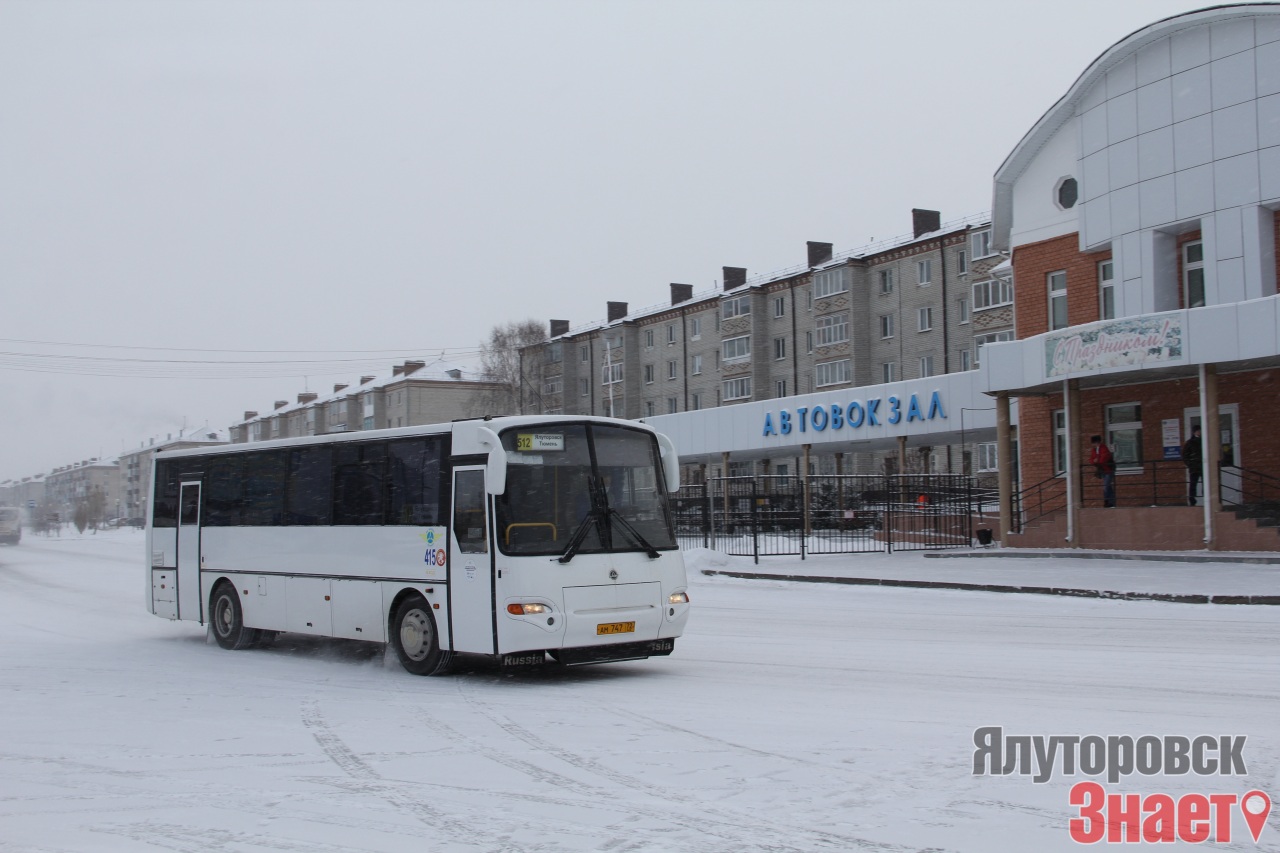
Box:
596;621;635;635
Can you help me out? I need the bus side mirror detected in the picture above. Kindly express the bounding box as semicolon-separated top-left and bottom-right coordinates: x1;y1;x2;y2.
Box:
477;427;507;496
656;433;680;492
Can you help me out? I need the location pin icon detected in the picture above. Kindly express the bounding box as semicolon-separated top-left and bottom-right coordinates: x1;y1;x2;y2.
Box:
1241;790;1271;843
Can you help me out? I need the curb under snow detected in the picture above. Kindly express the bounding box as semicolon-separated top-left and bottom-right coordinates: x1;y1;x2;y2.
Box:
699;569;1280;605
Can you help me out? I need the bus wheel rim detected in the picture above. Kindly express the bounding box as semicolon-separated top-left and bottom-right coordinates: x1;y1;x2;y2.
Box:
401;609;431;661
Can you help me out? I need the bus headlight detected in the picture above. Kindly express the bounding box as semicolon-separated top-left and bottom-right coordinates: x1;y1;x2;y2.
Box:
668;592;689;605
507;603;549;615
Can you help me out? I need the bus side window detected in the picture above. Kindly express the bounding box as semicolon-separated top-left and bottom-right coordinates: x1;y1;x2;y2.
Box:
453;470;488;553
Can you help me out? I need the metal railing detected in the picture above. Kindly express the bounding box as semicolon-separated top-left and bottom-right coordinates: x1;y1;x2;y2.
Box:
673;474;984;562
1012;474;1066;533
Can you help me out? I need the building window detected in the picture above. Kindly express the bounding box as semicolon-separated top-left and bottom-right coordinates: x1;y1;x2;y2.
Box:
972;277;1013;310
971;229;994;259
957;249;968;275
543;379;562;395
1106;403;1143;470
957;297;970;324
667;360;677;380
917;259;933;285
580;378;589;396
1099;259;1115;320
723;377;752;400
689;317;701;339
691;392;702;410
919;355;934;378
815;312;849;346
667;397;678;414
667;325;676;344
879;314;895;339
1048;270;1068;330
879;268;894;294
723;335;750;362
580;345;589;362
1053;409;1067;475
917;307;932;332
815;359;851;387
723;295;751;318
645;401;655;417
644;364;654;384
958;348;972;371
546;343;563;363
976;442;998;472
644;329;654;348
1056;176;1079;210
882;362;896;383
775;379;787;398
1184;241;1205;308
813;268;849;299
692;354;702;375
773;296;786;318
773;337;787;360
602;362;623;384
806;331;813;353
974;330;1015;366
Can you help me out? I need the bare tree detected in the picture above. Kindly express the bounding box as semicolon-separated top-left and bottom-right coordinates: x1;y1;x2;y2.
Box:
475;319;547;416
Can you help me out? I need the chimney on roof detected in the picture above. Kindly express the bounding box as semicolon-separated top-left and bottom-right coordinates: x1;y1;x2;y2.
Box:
244;411;257;421
446;368;462;379
807;242;833;268
606;301;628;322
274;400;288;410
333;383;348;393
670;283;694;305
722;267;747;291
912;208;941;238
360;375;375;385
392;365;404;376
298;392;317;404
549;319;570;337
403;360;425;375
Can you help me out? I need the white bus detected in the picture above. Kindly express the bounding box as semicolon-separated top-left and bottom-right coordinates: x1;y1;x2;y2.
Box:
146;415;690;674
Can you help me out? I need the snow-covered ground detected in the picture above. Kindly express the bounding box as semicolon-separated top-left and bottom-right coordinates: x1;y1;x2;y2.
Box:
1;531;1278;852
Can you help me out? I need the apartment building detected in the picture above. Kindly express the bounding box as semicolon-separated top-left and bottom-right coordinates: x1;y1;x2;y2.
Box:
0;474;46;518
44;458;120;522
230;359;500;444
118;429;226;521
522;209;1011;478
983;4;1280;550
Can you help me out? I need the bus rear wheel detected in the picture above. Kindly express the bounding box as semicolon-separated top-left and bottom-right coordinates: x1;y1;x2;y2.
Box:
210;582;261;651
390;597;451;676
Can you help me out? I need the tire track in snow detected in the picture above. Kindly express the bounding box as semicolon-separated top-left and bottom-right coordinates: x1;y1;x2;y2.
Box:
300;697;530;852
452;679;940;853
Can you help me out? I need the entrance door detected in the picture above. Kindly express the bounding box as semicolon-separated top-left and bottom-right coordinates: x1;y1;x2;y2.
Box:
176;482;202;621
448;467;495;654
1185;405;1241;505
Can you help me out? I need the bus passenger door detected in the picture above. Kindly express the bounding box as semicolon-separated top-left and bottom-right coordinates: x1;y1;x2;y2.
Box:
176;482;203;622
449;467;496;654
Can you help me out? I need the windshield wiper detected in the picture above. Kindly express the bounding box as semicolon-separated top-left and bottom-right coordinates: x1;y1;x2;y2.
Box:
605;508;660;559
558;477;609;564
557;507;599;564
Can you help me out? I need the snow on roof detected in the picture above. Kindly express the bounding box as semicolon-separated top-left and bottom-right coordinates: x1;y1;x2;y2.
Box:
548;212;993;338
236;358;486;425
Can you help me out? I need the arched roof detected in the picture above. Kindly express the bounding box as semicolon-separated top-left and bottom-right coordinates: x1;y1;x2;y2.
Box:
992;4;1280;251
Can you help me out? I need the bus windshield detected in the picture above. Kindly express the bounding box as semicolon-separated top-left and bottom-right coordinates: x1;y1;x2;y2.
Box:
494;423;677;557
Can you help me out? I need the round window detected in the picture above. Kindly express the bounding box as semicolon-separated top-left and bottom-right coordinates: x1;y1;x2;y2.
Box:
1056;177;1078;210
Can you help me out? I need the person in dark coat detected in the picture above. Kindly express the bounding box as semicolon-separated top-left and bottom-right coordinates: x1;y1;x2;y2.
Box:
1183;425;1203;506
1089;435;1116;507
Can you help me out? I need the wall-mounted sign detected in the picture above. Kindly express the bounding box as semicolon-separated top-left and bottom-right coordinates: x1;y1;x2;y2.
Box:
1162;418;1182;460
762;391;946;438
1045;317;1183;378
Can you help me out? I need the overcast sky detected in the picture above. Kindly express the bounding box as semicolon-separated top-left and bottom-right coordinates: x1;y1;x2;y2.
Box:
0;0;1210;484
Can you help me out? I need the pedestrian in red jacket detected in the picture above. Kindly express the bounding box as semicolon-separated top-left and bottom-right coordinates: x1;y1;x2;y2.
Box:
1089;435;1116;507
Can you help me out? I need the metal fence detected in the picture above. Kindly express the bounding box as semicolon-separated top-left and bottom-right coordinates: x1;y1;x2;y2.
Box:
673;474;988;562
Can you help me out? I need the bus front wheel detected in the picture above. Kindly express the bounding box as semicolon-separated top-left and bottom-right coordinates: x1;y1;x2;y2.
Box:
390;597;451;676
210;582;261;651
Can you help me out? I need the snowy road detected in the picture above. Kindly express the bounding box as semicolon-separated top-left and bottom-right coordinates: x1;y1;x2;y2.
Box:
1;532;1278;852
